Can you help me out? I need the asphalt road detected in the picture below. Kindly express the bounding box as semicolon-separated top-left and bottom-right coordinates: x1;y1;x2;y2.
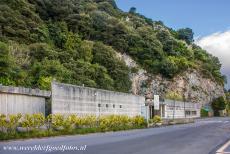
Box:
1;117;230;154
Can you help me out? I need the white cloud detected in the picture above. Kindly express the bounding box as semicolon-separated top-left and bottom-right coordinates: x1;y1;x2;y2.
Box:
195;30;230;89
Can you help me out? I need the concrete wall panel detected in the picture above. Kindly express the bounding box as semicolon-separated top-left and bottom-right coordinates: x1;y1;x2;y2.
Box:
0;85;51;115
0;93;46;115
52;82;145;117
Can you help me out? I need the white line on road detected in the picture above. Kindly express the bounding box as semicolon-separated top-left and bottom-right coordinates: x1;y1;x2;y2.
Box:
216;140;230;154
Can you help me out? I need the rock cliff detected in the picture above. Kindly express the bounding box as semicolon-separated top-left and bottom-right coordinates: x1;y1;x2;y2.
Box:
117;53;224;105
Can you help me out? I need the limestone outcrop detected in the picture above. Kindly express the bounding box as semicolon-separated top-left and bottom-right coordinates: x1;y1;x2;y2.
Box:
117;53;224;105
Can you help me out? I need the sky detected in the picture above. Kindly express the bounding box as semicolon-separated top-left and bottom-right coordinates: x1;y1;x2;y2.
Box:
115;0;230;89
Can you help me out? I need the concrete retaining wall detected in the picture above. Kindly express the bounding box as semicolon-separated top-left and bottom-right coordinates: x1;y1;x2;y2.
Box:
0;85;51;115
52;82;145;117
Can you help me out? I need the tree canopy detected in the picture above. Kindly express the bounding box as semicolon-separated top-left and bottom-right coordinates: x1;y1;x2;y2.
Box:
129;7;137;14
0;0;225;91
211;96;226;116
177;28;194;44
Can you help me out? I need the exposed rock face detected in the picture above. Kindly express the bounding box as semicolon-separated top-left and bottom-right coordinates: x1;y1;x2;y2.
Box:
117;53;224;105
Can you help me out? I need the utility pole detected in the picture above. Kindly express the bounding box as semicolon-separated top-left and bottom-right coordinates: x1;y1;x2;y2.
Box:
173;98;175;120
184;100;186;118
183;88;186;118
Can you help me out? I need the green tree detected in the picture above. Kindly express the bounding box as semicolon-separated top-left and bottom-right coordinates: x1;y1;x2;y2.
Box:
29;43;57;62
211;96;226;116
129;7;137;14
0;42;15;85
160;58;179;78
177;28;194;44
0;42;10;77
31;59;72;89
225;93;230;116
92;42;131;92
0;0;42;43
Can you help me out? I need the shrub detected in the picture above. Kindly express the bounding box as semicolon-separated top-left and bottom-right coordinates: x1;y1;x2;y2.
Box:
211;96;226;116
200;108;209;117
21;113;45;132
80;115;97;128
153;116;162;124
51;114;84;132
51;114;64;129
46;114;53;131
116;115;131;129
21;114;34;132
99;115;111;131
165;91;183;101
98;115;145;131
99;115;131;131
32;113;45;129
67;114;78;128
73;115;82;128
62;116;73;132
0;114;7;132
7;114;22;133
132;116;146;127
0;114;148;140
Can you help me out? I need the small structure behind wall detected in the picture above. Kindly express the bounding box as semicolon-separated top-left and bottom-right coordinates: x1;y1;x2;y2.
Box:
159;99;201;119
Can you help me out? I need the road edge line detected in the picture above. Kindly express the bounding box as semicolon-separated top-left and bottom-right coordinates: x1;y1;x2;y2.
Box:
216;140;230;153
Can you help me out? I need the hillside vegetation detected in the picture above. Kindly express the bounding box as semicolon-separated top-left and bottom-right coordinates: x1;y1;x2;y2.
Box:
0;0;226;92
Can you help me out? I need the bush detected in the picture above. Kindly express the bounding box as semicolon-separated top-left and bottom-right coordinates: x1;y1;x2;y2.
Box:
80;115;97;128
0;114;7;132
211;96;226;116
21;114;34;132
0;113;147;140
153;116;162;124
99;115;124;131
98;115;146;131
165;91;183;101
200;108;209;117
149;116;162;124
51;114;64;130
7;114;22;133
62;116;74;132
132;116;146;127
46;114;53;131
32;113;45;129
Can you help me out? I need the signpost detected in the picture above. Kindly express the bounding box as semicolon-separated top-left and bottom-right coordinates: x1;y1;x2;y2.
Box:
154;95;160;110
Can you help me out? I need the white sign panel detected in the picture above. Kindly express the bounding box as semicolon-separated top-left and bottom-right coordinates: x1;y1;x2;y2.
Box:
154;95;160;110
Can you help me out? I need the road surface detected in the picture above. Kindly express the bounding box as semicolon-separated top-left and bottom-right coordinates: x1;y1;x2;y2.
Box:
1;118;230;154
